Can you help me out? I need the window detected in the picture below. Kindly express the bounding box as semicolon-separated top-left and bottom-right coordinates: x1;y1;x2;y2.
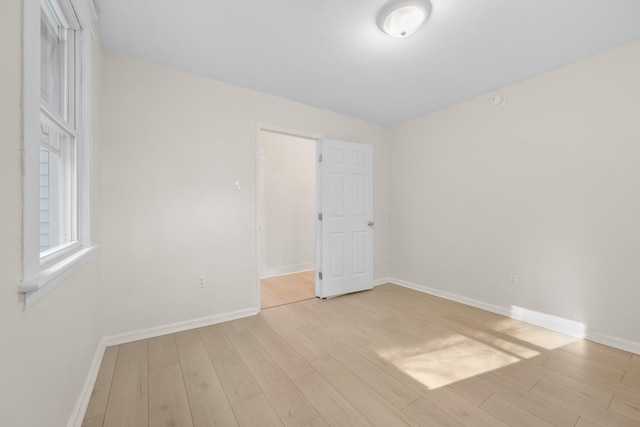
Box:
20;0;95;308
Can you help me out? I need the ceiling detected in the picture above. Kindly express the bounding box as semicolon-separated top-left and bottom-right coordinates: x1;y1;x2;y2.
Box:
94;0;640;126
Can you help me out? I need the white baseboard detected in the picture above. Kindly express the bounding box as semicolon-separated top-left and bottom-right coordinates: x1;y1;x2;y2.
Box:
103;307;258;346
373;277;392;287
389;277;510;317
388;277;640;355
69;307;258;426
586;331;640;355
260;264;315;279
510;305;586;338
67;338;107;427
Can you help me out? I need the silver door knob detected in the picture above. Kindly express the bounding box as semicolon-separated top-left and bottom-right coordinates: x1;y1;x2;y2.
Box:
368;221;374;227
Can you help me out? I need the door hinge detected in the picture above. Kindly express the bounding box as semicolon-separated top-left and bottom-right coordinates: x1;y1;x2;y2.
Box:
319;271;323;280
319;153;323;162
318;213;323;221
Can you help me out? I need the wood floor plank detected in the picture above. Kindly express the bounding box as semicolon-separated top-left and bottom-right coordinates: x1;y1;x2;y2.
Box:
541;356;640;404
294;372;374;427
302;324;420;410
530;380;640;427
574;417;602;427
149;363;194;427
446;378;493;407
175;328;204;346
347;290;419;320
85;345;118;419
364;323;521;391
272;298;326;329
243;314;316;380
489;364;539;391
421;387;510;427
260;308;328;362
261;271;316;309
480;394;554;427
303;418;330;427
222;318;250;335
311;354;419;427
402;398;464;427
81;414;105;427
465;372;579;427
232;394;284;427
561;339;633;365
331;292;395;323
148;334;179;370
623;372;640;390
228;330;319;426
356;343;437;397
545;349;626;383
199;324;263;405
304;305;373;350
610;396;640;422
435;315;543;361
502;359;613;406
103;340;149;427
177;339;238;426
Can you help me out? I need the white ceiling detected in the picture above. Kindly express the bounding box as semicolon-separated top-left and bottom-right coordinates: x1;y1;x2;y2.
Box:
94;0;640;126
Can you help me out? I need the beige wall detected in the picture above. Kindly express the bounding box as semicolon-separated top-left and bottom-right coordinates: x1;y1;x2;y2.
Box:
0;1;103;425
390;41;640;348
260;131;317;278
99;51;390;337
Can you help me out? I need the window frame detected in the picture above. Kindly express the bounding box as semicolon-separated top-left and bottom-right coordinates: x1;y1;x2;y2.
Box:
20;0;96;309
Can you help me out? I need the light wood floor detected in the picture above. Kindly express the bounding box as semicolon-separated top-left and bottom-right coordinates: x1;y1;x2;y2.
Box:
261;270;316;309
83;284;640;427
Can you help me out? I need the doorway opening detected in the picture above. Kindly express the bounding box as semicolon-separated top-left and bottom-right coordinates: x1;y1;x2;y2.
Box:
258;128;319;309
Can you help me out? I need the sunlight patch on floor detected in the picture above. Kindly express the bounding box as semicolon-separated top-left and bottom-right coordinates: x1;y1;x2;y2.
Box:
376;333;523;389
374;310;583;390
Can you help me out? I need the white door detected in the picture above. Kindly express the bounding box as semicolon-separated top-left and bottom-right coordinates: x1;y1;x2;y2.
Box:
316;139;373;298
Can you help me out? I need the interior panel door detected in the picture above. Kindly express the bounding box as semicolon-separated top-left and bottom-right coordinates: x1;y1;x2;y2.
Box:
316;139;373;298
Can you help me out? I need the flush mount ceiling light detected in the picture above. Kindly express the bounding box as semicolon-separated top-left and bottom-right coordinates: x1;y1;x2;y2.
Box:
378;0;431;38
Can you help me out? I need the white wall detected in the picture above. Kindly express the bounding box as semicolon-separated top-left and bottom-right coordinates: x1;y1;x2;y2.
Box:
0;1;103;425
260;131;316;278
99;51;390;337
390;41;640;350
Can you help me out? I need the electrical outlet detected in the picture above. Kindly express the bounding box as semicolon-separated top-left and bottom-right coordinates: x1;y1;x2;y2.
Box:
508;274;519;286
198;275;206;288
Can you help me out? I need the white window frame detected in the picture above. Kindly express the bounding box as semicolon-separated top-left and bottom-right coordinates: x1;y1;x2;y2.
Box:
20;0;97;309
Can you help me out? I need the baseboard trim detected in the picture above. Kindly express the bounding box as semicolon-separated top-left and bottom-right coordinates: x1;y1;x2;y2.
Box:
373;277;392;287
388;277;640;355
103;307;259;347
510;305;586;338
586;331;640;355
67;338;107;427
260;265;315;279
389;277;510;317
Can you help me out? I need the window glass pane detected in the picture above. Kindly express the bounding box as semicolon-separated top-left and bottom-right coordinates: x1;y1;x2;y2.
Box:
40;127;63;252
40;12;65;119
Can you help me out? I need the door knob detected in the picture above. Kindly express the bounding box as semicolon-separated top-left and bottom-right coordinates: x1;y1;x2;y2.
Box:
368;221;374;227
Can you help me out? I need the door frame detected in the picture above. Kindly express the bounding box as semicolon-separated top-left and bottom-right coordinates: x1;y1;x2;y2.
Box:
255;123;324;312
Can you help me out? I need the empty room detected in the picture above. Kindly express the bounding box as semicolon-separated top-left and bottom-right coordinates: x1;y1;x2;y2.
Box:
1;0;640;426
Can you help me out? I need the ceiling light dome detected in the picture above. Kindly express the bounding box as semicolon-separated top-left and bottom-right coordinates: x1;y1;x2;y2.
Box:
378;0;431;38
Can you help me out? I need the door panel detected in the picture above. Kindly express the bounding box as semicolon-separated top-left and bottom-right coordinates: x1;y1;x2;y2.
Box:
317;139;373;298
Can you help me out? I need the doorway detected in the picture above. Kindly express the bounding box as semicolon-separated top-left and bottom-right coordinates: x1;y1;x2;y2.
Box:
258;129;318;309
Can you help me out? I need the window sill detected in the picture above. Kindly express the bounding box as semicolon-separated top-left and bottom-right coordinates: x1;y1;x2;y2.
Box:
19;245;97;309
